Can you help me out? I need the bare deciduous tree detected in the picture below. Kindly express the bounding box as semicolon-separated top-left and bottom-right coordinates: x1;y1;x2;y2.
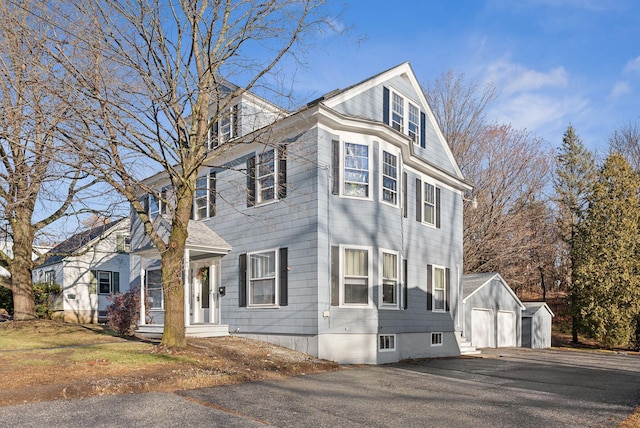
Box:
0;0;94;320
60;0;334;347
609;120;640;172
424;69;496;172
463;124;551;291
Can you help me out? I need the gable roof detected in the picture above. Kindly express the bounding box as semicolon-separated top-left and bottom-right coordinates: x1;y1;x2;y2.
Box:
462;272;525;309
320;62;464;180
132;216;232;257
38;218;129;267
522;302;555;317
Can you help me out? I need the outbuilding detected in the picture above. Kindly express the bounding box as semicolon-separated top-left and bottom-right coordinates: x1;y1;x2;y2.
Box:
462;273;525;348
521;302;554;348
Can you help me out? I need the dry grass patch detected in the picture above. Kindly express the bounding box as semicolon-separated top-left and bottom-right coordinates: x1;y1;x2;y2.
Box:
0;320;339;407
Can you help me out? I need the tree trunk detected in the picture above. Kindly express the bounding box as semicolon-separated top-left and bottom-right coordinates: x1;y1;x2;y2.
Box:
11;224;36;320
159;195;192;348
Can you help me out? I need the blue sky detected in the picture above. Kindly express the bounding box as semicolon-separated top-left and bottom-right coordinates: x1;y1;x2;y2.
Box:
293;0;640;154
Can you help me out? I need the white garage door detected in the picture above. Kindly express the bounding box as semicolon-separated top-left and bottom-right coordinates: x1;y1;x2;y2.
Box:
471;309;492;348
497;311;516;347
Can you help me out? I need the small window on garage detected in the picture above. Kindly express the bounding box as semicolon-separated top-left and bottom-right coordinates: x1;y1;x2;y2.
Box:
379;334;396;351
431;332;443;346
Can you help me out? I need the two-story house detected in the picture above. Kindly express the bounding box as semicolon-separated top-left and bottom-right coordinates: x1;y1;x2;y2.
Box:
131;62;473;364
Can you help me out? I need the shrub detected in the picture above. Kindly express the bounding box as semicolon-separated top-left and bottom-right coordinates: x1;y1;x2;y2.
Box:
106;289;142;336
33;282;62;319
0;285;12;316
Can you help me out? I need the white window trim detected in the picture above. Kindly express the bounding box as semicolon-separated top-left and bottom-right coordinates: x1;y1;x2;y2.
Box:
208;105;238;149
193;174;214;219
431;332;443;347
431;264;447;313
379;149;401;208
97;271;113;295
247;248;280;308
146;268;163;310
256;149;278;205
378;248;401;310
379;334;397;352
389;88;422;146
339;244;373;308
340;141;373;201
422;179;438;228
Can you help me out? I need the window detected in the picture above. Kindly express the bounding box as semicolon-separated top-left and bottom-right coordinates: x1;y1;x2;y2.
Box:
343;247;370;305
379;334;396;351
423;183;436;226
381;151;398;205
146;269;163;309
44;270;55;285
432;266;446;311
148;193;160;219
257;150;276;203
431;332;443;346
193;172;216;219
391;93;404;132
343;142;370;198
384;87;425;147
247;145;287;207
380;250;399;308
116;234;130;253
98;271;112;294
92;270;120;295
249;250;277;306
208;105;238;149
408;103;420;144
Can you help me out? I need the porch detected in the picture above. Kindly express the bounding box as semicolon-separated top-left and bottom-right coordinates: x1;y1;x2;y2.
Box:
136;323;230;339
132;219;233;339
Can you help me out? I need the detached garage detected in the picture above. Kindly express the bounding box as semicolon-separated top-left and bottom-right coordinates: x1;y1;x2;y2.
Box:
463;273;525;348
522;302;554;348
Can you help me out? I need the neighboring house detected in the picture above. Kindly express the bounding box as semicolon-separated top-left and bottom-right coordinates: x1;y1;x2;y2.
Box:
131;62;475;364
33;218;131;323
462;272;525;348
0;241;51;278
522;302;554;348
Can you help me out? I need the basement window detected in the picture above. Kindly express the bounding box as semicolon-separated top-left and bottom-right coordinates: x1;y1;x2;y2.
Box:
379;334;396;352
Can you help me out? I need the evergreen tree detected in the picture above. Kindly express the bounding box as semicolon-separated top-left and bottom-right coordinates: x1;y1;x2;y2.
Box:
553;125;596;342
574;153;640;348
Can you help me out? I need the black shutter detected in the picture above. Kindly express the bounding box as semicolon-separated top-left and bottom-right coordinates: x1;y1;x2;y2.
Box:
402;172;408;218
416;178;422;222
445;268;451;312
239;254;247;307
403;258;408;310
113;272;120;294
209;172;216;217
331;140;340;195
420;111;426;148
436;188;441;228
143;195;149;214
331;246;339;306
279;247;288;306
383;86;390;125
427;264;433;311
246;155;256;207
210;119;219;148
278;144;287;199
232;105;239;138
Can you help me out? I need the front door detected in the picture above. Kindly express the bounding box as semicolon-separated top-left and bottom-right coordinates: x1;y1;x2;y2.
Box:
191;261;216;324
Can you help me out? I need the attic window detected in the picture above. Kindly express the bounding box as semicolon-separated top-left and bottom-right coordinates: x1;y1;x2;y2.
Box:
384;87;425;148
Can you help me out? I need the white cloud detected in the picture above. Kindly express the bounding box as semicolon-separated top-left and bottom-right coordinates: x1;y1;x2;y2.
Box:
608;81;632;100
484;60;568;96
623;56;640;73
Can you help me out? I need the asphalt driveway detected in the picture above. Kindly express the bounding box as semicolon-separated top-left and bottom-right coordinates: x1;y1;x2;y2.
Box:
1;348;639;427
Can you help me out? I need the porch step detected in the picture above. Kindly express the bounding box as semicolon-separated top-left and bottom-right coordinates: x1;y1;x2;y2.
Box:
459;339;481;356
136;324;229;339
